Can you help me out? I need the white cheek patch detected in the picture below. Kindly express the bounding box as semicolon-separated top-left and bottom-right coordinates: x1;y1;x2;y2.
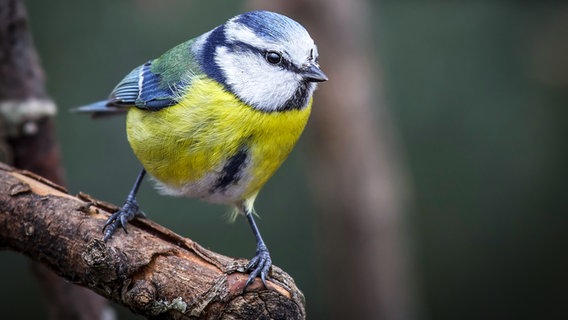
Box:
215;46;300;111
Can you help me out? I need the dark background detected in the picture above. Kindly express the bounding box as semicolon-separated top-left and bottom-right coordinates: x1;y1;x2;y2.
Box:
1;1;567;319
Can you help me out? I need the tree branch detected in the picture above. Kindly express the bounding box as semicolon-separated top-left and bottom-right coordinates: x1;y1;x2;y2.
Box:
0;0;111;318
0;162;305;320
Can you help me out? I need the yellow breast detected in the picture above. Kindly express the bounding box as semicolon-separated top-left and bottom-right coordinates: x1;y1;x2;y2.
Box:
126;77;311;203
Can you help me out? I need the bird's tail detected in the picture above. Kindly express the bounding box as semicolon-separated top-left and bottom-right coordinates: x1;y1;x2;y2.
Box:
71;101;127;118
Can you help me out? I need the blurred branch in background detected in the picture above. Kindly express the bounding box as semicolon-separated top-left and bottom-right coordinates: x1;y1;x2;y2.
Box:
249;1;416;319
0;0;110;319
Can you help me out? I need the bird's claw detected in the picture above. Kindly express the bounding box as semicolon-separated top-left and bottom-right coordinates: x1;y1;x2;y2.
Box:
244;248;272;289
102;199;140;242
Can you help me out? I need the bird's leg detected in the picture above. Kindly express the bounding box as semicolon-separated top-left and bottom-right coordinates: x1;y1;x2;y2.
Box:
103;168;146;241
244;208;272;289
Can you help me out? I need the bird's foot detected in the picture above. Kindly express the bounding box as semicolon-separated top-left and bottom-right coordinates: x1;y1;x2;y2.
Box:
102;199;141;241
244;245;272;289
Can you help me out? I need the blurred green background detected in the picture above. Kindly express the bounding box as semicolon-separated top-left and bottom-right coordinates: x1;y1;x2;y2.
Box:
2;1;567;319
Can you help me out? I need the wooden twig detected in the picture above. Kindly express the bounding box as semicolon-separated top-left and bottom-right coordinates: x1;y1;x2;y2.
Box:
0;162;305;320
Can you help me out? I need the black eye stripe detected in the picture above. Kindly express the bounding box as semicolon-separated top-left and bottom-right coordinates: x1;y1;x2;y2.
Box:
222;41;304;74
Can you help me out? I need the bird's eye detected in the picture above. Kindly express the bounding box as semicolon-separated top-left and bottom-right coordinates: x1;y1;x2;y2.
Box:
265;51;282;65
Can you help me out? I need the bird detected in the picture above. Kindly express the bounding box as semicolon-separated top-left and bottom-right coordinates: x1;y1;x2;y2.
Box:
74;10;327;289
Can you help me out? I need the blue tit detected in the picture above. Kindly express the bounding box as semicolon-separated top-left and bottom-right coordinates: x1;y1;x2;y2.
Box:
74;10;327;288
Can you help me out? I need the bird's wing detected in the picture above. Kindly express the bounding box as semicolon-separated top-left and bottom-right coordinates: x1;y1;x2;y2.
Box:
73;60;188;115
108;61;182;110
74;39;200;115
109;39;201;111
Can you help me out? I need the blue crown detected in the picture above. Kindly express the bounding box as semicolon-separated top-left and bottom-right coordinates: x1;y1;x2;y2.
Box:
234;10;307;42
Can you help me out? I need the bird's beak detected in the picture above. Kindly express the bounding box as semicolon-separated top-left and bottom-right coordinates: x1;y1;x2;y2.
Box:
302;63;328;82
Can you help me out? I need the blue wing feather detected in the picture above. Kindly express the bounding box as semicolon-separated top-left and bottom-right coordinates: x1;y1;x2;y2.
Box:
74;39;198;116
109;61;179;110
109;65;144;104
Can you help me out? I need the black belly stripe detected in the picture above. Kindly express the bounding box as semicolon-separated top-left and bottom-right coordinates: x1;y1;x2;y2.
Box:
212;148;248;192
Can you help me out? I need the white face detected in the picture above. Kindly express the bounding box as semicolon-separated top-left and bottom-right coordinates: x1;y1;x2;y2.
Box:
214;19;319;112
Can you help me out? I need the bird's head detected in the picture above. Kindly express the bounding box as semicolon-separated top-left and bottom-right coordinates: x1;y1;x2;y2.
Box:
196;11;327;112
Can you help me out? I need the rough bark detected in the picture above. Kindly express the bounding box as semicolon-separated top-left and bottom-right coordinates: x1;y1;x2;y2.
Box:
0;162;306;319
